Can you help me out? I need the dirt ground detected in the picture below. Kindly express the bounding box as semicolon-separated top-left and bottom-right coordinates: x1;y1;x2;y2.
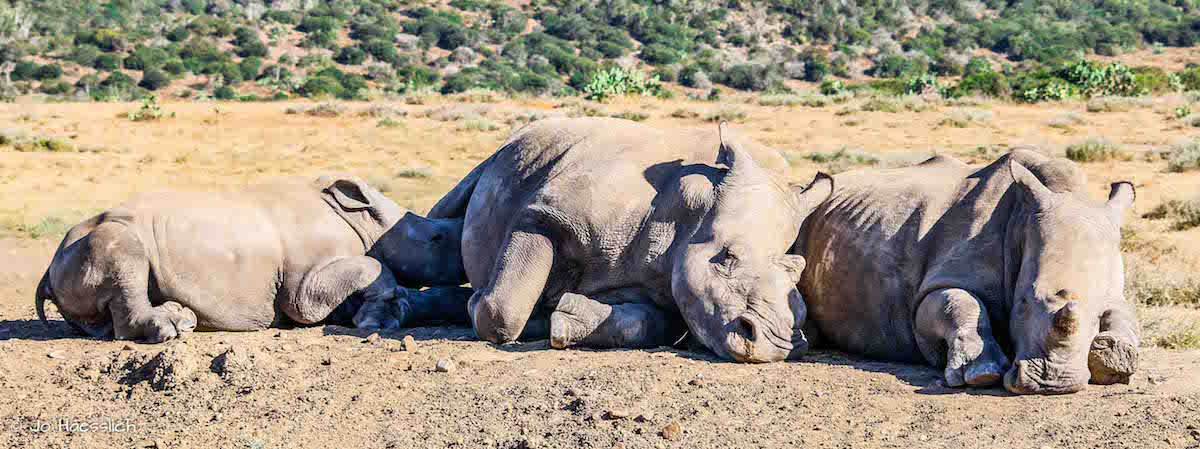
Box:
2;97;1199;448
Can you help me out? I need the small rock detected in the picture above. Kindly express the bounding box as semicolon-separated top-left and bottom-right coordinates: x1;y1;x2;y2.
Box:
522;369;538;376
1148;374;1167;385
366;333;381;344
607;409;631;420
566;387;582;397
636;411;655;422
435;358;456;373
275;331;285;338
688;378;705;387
613;444;627;449
919;435;929;441
47;350;66;359
814;390;824;397
662;421;683;441
122;344;135;351
402;335;417;352
322;355;336;366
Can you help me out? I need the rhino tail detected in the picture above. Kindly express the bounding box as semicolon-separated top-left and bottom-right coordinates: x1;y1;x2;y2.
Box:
35;266;53;328
428;150;496;219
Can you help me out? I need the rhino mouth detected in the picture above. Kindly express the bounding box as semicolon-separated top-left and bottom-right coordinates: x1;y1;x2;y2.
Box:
721;312;805;363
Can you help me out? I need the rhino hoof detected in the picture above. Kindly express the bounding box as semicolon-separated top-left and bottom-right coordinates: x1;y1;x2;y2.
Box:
550;293;592;349
143;301;197;344
965;362;1004;387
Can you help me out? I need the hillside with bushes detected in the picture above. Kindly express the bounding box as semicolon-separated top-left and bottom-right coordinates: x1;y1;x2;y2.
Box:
0;0;1198;102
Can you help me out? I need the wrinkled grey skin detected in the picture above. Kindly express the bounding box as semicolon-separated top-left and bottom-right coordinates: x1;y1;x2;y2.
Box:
35;175;466;343
427;117;832;362
793;150;1139;394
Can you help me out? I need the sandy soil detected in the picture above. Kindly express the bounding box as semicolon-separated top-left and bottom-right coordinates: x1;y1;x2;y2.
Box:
1;98;1198;448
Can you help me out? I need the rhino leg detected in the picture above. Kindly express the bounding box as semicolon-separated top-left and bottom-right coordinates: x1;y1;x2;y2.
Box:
915;288;1010;388
550;291;681;350
468;227;555;344
287;256;396;325
354;286;474;330
81;222;197;343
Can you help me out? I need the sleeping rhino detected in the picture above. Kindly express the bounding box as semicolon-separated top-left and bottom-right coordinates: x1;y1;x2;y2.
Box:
793;150;1139;394
35;175;466;342
422;117;832;362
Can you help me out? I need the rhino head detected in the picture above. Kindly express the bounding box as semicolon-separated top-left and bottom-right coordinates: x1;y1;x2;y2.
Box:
318;176;467;286
1002;159;1139;394
671;123;833;363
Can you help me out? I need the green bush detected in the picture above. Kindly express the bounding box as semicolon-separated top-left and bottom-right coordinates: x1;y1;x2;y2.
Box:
10;61;38;81
1134;66;1173;94
639;43;679;65
214;85;236;100
298;75;344;98
94;53;122;70
335;46;366;65
904;74;942;96
582;67;664;101
1060;60;1141;97
1167;139;1200;173
137;69;171;91
949;72;1010;98
238;57;263;81
1064;138;1127;162
1179;66;1200;91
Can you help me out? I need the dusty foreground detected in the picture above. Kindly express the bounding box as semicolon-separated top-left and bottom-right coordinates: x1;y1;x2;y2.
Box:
0;316;1197;449
2;99;1200;448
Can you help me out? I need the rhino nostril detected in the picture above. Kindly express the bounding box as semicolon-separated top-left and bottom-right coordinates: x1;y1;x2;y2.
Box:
736;316;758;343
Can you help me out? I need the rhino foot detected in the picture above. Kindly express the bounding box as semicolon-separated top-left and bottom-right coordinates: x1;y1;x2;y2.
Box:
550;293;606;349
353;295;409;331
142;301;197;344
944;338;1008;388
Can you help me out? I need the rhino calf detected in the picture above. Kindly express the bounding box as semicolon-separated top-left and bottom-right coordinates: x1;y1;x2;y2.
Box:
35;175;466;342
794;151;1140;394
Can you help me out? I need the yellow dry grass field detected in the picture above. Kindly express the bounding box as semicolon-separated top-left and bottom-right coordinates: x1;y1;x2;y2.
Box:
1;96;1199;448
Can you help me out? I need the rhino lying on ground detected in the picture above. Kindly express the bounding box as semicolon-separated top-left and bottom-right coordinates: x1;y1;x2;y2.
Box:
421;117;832;362
793;150;1139;394
35;175;466;342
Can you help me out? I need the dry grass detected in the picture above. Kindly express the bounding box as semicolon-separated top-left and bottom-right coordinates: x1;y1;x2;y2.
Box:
1064;137;1130;162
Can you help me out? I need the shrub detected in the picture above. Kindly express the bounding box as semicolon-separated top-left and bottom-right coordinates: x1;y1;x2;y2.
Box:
819;79;846;96
949;72;1010;98
36;64;62;80
213;85;236;100
904;74;942;96
1060;60;1142;97
582;67;663;101
94;53;122;70
717;64;777;91
362;39;403;66
1064;138;1127;162
703;107;747;123
639;44;679;65
1167;139;1200;172
1144;198;1200;231
1047;112;1084;129
335;46;366;65
126;95;173;121
296;75;342;98
137;69;171;91
939;109;994;128
238;57;262;81
1085;96;1153;113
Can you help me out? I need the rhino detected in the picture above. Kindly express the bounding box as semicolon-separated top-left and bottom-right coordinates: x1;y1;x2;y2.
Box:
35;175;466;342
422;117;833;362
792;150;1139;394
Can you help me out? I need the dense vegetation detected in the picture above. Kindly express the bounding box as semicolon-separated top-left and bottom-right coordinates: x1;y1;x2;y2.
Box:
0;0;1197;102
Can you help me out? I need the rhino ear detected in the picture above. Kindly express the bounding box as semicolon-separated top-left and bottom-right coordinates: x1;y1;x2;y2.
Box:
777;254;807;284
327;178;374;211
1106;182;1135;225
1009;158;1054;209
793;172;833;212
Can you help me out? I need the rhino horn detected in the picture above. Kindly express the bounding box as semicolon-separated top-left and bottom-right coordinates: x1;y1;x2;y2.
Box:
1051;298;1080;337
1009;158;1055;208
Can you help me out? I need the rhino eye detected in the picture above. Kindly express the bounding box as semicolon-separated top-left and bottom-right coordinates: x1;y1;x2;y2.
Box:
711;247;741;277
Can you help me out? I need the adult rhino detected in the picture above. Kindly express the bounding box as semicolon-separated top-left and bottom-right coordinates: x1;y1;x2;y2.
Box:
793;150;1139;394
35;175;465;342
425;117;832;362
